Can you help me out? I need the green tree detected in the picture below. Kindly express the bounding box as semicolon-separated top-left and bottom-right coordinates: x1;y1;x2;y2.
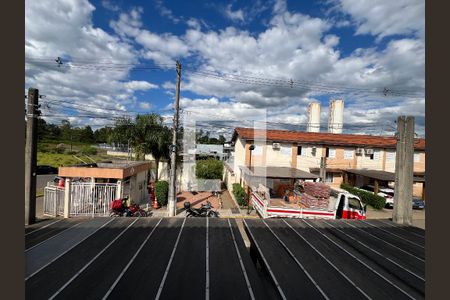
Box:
195;158;223;179
94;126;113;143
111;114;171;179
60;120;72;141
111;116;134;147
79;125;94;143
218;135;226;144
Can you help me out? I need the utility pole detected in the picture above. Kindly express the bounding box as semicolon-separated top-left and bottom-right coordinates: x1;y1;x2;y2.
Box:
25;88;39;225
393;116;414;225
320;156;327;182
168;61;181;217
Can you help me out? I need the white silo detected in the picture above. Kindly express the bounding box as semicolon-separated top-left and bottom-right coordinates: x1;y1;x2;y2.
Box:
328;99;344;134
307;102;321;132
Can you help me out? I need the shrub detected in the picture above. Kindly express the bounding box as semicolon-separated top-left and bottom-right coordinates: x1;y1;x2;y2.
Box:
154;180;169;206
81;146;97;155
66;151;78;155
232;183;248;207
195;158;223;180
37;143;50;153
53;144;66;154
340;183;386;209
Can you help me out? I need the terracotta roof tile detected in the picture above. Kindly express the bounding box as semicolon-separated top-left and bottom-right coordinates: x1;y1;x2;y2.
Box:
232;127;425;151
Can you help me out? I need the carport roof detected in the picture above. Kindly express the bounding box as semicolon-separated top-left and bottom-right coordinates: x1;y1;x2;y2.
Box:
344;169;425;183
58;161;151;179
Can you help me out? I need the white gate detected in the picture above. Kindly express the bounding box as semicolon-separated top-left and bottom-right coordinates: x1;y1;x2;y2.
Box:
43;186;65;217
70;183;118;217
43;182;118;217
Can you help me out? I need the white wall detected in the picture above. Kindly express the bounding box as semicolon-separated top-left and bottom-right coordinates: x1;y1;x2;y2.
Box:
262;142;292;167
356;150;384;170
129;170;149;205
233;137;246;184
384;150;396;172
296;145;322;171
106;150;155;160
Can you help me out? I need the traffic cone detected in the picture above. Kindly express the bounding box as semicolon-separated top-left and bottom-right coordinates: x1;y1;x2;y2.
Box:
152;193;159;209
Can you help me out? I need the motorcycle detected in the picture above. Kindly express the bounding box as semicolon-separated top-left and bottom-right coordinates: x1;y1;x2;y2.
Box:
184;201;219;218
110;197;149;217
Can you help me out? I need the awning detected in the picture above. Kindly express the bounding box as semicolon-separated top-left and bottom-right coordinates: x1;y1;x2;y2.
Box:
239;166;319;180
343;169;425;183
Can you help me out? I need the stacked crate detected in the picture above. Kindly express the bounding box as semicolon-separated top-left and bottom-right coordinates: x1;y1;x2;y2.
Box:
300;182;331;209
304;182;330;198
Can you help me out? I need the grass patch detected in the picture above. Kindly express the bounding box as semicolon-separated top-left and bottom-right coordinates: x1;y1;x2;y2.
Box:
37;141;110;167
37;152;109;167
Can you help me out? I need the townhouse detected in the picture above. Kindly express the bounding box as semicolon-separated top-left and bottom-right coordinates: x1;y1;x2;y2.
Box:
224;127;425;199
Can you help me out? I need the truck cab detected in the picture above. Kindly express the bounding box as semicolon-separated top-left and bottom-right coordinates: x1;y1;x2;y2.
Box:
332;190;366;220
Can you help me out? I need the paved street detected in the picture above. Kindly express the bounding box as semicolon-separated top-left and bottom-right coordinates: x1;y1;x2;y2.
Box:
37;174;56;193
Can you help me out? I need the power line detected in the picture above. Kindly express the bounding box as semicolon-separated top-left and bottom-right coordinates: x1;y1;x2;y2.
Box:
26;56;424;98
42;99;137;114
184;68;424;98
25;56;175;72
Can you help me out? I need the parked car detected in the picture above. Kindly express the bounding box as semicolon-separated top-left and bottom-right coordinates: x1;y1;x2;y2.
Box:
412;198;425;210
357;185;394;208
36;165;58;175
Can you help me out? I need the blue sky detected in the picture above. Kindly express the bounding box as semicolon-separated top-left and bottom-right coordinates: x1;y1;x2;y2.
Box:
25;0;425;136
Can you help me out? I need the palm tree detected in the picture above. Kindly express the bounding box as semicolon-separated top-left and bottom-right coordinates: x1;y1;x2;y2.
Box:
112;114;172;180
146;124;171;181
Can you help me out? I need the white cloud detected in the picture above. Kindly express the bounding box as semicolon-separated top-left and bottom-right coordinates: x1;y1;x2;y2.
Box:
224;4;245;23
334;0;424;40
110;9;190;64
139;102;152;110
25;0;157;125
154;0;181;24
101;0;119;12
124;81;158;91
186;18;201;30
162;81;175;89
26;0;425;135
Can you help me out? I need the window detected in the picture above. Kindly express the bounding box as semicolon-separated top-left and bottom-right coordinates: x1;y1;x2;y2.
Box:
344;149;353;159
297;145;308;156
311;147;317;157
414;152;420;162
326;147;336;159
348;197;362;210
373;150;381;160
280;145;291;156
325;172;333;183
301;147;307;156
252;145;262;155
386;151;395;161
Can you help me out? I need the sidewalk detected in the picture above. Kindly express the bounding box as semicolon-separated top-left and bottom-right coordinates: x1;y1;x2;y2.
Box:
366;207;425;229
150;207;260;219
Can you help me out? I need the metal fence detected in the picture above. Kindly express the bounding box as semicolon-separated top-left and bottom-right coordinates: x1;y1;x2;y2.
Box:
43;186;65;217
43;182;118;217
